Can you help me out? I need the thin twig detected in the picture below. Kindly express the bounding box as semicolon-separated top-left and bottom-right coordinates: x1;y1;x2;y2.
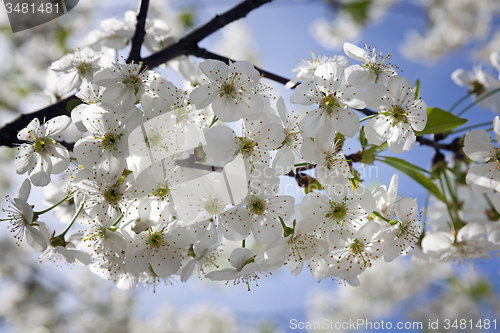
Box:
0;96;78;148
0;0;273;148
142;0;272;69
126;0;150;64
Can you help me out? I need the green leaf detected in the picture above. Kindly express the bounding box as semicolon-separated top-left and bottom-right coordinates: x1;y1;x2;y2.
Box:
179;10;195;29
304;177;324;194
66;98;82;114
381;156;434;175
361;145;377;164
415;107;467;136
378;157;446;203
359;126;368;148
341;0;371;25
349;168;364;189
335;132;345;149
414;79;420;100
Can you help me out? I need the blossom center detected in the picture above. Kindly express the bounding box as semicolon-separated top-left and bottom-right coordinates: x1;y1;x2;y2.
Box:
104;185;122;204
205;197;223;216
123;75;141;94
147;231;165;248
325;202;347;221
321;94;342;116
174;108;189;125
34;137;53;151
349;238;365;254
324;150;342;170
219;83;236;98
144;129;162;149
152;184;170;200
102;133;122;150
469;80;486;95
282;128;299;146
249;196;266;215
386;105;408;125
238;137;255;156
76;62;92;76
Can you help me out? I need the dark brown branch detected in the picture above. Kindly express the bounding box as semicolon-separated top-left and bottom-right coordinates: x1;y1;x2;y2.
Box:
126;0;150;64
0;96;78;148
190;47;290;85
416;136;456;151
357;108;376;117
0;0;274;148
142;0;272;69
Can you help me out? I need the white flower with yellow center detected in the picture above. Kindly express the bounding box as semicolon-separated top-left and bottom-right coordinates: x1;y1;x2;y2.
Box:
264;218;328;276
15;116;71;187
49;47;102;94
203;113;284;173
300;176;375;238
93;62;159;106
125;220;191;278
363;75;427;154
1;179;48;251
382;197;423;262
343;42;397;88
290;61;366;138
189;59;265;122
327;222;383;286
223;166;295;244
301;124;352;187
273;97;304;176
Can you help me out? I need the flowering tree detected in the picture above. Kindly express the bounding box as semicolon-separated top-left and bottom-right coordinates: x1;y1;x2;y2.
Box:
1;0;500;294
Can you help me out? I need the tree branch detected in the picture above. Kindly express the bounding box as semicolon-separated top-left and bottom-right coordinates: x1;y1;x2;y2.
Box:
0;96;78;148
142;0;272;69
415;136;456;151
126;0;150;64
0;0;273;148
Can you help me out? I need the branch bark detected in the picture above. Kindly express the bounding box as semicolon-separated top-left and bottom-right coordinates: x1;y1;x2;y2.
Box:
141;0;272;69
0;0;459;157
0;96;78;148
126;0;150;64
0;0;273;148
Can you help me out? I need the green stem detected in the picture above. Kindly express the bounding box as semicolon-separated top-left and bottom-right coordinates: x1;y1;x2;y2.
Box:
359;114;377;122
449;92;472;113
112;213;124;227
61;202;84;237
422;191;430;230
443;171;461;229
457;87;500;116
451;121;493;134
209;115;218;128
279;216;288;230
483;193;497;212
33;190;76;219
293;162;313;167
438;177;455;231
373;211;398;225
242;239;245;248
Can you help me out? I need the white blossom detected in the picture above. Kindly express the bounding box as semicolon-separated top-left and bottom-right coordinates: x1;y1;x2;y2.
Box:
363;75;427;154
15;116;71;187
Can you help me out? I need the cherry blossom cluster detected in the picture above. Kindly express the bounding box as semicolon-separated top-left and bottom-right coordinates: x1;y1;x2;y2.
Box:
3;16;500;289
